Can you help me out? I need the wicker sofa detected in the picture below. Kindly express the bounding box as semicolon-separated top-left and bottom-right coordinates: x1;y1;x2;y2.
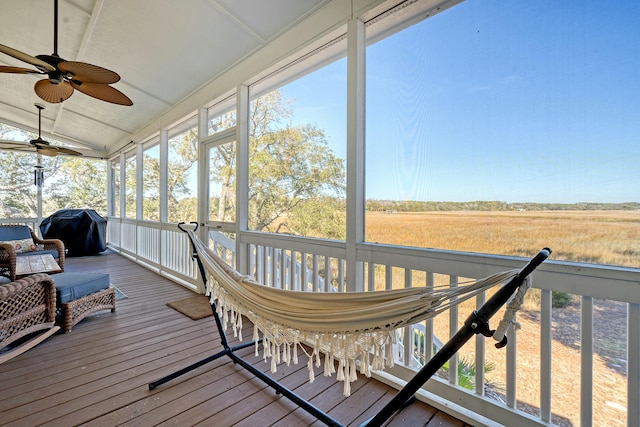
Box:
0;273;60;363
0;225;65;281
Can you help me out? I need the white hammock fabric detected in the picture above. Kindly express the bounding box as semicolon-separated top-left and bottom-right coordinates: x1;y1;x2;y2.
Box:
189;231;524;396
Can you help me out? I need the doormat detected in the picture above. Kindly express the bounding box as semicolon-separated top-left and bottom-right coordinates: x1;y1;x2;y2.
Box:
166;295;213;320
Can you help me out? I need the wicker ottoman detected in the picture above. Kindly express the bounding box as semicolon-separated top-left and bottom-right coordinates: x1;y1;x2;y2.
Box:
52;272;116;333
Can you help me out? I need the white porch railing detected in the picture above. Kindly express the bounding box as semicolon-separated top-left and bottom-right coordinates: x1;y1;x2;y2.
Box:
242;231;345;292
71;218;640;427
107;218;199;290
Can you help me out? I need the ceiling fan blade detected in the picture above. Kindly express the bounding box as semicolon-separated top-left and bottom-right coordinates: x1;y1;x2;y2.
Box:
0;65;43;74
56;146;83;156
0;140;37;153
0;44;56;73
34;79;74;103
70;81;133;106
38;146;59;157
59;61;121;84
32;141;80;157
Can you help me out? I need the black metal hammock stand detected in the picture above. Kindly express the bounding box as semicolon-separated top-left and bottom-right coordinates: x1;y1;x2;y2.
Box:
149;222;551;427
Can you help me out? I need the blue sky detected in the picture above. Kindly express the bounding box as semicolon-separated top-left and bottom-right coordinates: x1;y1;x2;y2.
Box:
282;0;639;204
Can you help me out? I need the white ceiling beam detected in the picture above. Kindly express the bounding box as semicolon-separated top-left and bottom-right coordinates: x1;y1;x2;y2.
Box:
52;0;105;137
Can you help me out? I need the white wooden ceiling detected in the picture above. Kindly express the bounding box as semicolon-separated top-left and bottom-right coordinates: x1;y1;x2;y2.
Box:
0;0;329;157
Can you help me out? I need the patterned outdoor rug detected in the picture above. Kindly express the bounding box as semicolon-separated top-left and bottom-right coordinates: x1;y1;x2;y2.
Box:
166;295;213;320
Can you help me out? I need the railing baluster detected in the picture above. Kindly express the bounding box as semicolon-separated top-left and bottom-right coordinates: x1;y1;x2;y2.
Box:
301;252;308;291
475;290;486;396
290;251;301;291
403;268;412;367
284;250;296;290
338;259;344;292
264;246;271;286
540;289;553;422
367;262;375;292
425;272;435;362
506;323;517;407
629;303;640;427
385;265;392;291
258;245;265;285
312;254;320;292
581;296;593;426
273;248;280;289
324;255;330;292
449;274;458;386
248;244;255;277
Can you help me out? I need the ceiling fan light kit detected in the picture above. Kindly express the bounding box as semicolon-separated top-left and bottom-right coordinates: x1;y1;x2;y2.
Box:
0;0;132;106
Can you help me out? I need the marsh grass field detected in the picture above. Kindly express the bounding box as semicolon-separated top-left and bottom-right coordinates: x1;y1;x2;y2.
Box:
366;209;640;267
365;209;639;427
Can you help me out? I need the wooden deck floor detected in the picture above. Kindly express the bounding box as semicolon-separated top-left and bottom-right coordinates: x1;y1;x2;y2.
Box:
0;250;468;427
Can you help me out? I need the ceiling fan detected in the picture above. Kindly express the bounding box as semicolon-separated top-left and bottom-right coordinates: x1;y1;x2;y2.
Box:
0;0;132;106
0;104;83;157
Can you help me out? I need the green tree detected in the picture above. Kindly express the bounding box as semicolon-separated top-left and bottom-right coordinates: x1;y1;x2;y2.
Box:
246;90;346;237
142;152;161;221
1;123;107;218
167;128;198;223
124;156;136;218
47;157;107;215
289;197;346;239
206;90;346;239
208;139;236;223
0;151;42;217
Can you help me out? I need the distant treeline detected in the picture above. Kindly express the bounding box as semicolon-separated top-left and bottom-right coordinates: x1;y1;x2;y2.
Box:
366;200;640;212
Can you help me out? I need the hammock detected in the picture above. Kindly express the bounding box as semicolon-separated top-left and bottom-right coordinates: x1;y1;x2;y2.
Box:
187;228;528;396
150;223;550;427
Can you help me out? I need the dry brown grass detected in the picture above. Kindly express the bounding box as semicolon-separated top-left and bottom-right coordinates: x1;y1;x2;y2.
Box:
364;210;636;426
366;210;640;267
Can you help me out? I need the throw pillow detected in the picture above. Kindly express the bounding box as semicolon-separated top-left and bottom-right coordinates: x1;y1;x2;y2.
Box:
4;238;37;254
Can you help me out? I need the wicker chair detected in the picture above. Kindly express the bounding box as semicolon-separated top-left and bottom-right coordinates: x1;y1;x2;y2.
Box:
0;225;65;281
0;273;60;363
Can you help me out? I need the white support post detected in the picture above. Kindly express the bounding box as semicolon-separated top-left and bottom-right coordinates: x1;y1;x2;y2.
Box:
106;158;113;217
159;130;169;224
236;84;249;274
197;107;208;244
119;152;126;219
345;17;365;292
136;142;143;220
194;107;209;291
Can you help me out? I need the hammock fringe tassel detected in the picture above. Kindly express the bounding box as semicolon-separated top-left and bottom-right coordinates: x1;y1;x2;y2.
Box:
211;282;400;396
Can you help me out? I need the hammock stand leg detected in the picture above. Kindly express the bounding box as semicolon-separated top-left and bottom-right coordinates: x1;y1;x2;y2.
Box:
359;247;551;427
148;299;258;390
149;298;344;426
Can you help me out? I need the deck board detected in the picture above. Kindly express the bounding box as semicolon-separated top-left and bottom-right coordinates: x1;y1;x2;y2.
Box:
0;250;463;427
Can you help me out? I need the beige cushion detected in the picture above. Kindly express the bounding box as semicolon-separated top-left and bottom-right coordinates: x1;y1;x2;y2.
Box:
3;238;36;254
